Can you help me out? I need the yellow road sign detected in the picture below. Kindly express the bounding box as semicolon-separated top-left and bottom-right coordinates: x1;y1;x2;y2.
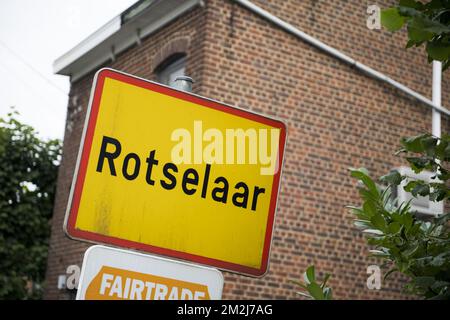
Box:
64;68;287;276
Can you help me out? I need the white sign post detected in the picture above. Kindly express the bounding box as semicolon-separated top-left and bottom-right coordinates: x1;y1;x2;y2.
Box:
76;245;224;300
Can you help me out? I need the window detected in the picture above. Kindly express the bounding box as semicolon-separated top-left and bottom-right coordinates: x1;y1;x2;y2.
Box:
156;55;186;87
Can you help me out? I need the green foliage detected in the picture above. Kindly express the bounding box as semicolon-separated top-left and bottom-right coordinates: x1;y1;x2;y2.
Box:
349;134;450;299
400;133;450;201
381;0;450;70
381;8;407;32
0;110;61;299
290;266;333;300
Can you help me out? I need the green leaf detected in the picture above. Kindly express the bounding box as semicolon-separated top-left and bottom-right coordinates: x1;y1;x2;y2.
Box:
403;243;420;258
388;221;402;234
323;287;333;300
369;250;390;258
445;143;450;159
434;213;450;225
405;39;423;48
414;276;435;288
404;180;419;192
321;273;331;289
305;266;315;284
354;219;372;229
401;134;429;152
363;229;384;236
380;170;403;185
431;281;450;292
411;183;430;197
407;20;434;42
289;279;308;290
307;282;325;300
435;140;449;160
430;253;448;267
347;206;370;220
399;0;422;9
381;8;406;31
406;157;429;173
421;135;438;155
296;291;312;299
427;41;450;62
350;168;379;197
363;200;377;218
370;212;387;231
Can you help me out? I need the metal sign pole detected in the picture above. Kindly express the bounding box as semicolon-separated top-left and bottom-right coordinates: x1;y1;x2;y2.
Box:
173;76;194;93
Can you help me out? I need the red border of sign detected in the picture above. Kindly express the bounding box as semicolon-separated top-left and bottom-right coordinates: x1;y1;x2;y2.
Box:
64;68;287;277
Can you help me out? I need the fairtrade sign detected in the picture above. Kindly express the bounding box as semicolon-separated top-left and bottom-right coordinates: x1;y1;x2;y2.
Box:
76;245;223;300
64;68;287;276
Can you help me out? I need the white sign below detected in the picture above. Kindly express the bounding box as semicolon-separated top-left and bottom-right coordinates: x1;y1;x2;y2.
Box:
76;245;224;300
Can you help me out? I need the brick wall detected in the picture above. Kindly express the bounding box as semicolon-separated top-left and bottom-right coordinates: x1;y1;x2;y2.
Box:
44;0;450;300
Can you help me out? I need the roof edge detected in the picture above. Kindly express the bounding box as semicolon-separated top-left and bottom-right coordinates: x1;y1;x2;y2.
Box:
53;15;121;75
54;0;202;82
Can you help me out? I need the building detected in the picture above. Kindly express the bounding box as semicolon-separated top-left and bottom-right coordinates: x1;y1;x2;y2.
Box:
44;0;450;299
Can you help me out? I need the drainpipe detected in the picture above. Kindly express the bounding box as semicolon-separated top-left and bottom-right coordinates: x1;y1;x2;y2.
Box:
232;0;450;117
432;61;442;138
432;61;442;218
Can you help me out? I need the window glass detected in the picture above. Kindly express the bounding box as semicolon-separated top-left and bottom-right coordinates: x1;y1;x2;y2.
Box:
157;56;186;87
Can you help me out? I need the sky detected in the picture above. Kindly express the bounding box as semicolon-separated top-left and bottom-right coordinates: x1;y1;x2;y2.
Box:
0;0;138;140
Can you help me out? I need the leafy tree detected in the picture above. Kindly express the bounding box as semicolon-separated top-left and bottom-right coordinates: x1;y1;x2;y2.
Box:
349;133;450;299
381;0;450;70
0;110;61;299
293;1;450;301
294;141;450;301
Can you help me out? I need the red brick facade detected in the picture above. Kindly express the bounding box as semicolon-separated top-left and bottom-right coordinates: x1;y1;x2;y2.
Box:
44;0;450;299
